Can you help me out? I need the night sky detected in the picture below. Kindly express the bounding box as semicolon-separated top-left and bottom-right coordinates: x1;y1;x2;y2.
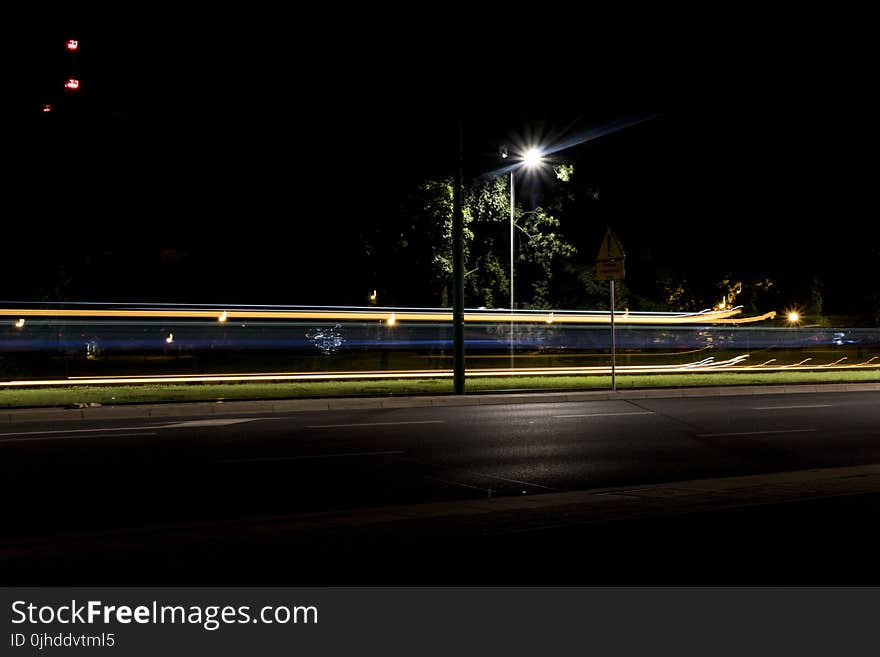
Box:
8;14;878;317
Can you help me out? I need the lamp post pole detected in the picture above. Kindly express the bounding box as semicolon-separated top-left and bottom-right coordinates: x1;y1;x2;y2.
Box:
510;169;515;315
509;169;515;371
453;119;465;394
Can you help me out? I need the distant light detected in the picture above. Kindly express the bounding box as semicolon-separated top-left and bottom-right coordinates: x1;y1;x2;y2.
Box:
218;311;228;323
42;104;52;113
546;312;554;324
64;78;80;90
522;148;543;168
386;313;396;327
14;319;25;328
66;40;79;51
499;146;509;160
166;333;174;344
369;290;377;303
786;310;801;324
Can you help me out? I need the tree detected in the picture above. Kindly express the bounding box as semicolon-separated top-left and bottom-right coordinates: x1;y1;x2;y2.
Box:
515;207;576;308
359;174;576;309
463;177;576;309
356;178;472;306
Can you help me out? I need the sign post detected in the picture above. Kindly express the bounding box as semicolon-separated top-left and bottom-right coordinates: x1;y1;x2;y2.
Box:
610;279;616;390
595;227;625;392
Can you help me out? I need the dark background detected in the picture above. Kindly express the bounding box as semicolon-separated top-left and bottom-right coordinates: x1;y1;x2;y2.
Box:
7;12;877;316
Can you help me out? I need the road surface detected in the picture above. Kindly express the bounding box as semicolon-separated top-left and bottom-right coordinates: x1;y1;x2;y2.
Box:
2;389;879;583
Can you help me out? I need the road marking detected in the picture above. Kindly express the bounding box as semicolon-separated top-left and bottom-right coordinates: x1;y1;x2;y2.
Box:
217;450;405;464
751;404;833;410
423;475;489;492
0;431;158;444
697;429;817;438
161;418;270;428
469;471;559;491
554;411;654;418
306;420;444;429
0;417;274;438
0;426;159;438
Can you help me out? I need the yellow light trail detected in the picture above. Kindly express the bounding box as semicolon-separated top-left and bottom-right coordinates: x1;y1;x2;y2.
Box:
700;311;777;325
0;307;761;325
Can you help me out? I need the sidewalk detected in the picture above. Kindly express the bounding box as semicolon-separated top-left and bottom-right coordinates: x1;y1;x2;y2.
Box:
3;381;880;423
4;460;880;566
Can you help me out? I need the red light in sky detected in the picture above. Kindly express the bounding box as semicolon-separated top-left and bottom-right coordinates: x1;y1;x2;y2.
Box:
64;78;80;90
42;104;52;112
66;39;79;51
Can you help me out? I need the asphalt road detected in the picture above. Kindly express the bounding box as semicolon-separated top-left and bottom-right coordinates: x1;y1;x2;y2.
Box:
2;390;879;583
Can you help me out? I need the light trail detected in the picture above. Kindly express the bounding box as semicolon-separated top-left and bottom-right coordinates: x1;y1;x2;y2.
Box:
782;358;813;368
2;355;878;388
699;311;778;325
0;305;763;325
1;303;875;389
0;300;712;313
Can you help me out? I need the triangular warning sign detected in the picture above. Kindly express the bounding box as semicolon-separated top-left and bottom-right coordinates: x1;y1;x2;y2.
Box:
596;227;624;262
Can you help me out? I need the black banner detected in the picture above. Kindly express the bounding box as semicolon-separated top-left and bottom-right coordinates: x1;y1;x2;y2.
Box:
1;588;876;655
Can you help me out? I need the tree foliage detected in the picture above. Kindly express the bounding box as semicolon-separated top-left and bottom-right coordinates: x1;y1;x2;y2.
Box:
360;174;576;309
515;207;576;308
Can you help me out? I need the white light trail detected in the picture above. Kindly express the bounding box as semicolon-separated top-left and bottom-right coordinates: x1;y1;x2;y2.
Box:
2;353;878;388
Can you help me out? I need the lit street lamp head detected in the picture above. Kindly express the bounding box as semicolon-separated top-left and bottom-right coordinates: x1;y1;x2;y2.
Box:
522;147;543;169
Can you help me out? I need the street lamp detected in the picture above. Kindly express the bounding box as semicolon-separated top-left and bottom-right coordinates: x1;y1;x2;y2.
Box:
502;146;544;311
501;145;544;370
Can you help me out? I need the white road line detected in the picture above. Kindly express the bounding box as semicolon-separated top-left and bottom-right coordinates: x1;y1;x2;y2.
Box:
0;426;159;438
306;420;444;429
424;475;488;492
161;418;272;428
554;411;655;418
751;404;833;410
468;471;559;491
697;429;817;438
0;431;158;444
217;450;405;464
0;417;277;439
